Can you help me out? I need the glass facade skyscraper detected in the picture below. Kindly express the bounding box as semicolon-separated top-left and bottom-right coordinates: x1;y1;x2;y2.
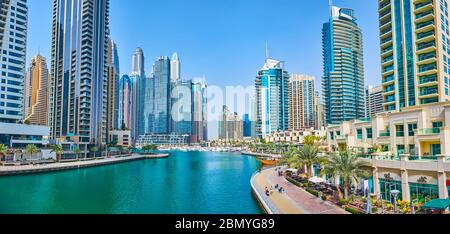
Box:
49;0;110;149
0;0;28;123
322;6;365;125
148;56;171;134
255;58;290;138
171;79;193;135
379;0;450;110
130;48;147;142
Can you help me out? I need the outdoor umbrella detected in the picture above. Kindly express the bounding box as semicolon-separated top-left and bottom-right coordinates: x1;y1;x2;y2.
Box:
421;199;450;210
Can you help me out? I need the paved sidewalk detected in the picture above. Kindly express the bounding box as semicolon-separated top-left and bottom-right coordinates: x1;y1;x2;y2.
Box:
254;167;348;214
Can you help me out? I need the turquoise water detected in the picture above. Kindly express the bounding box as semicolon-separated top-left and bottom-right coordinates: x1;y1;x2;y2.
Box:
0;151;262;214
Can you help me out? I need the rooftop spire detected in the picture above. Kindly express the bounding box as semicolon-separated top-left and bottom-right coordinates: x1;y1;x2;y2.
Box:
265;41;270;60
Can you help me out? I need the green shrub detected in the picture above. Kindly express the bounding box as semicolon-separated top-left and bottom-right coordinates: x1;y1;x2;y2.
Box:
305;188;319;197
345;206;364;215
338;198;348;206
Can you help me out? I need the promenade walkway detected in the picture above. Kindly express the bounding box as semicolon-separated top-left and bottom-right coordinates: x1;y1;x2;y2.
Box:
0;154;169;176
252;167;349;214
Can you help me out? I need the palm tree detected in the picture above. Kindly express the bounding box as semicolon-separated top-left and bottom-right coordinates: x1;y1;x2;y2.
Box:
322;150;371;200
0;144;8;162
90;146;99;158
51;145;64;162
280;146;301;169
74;147;81;161
303;135;321;146
297;145;326;178
25;144;39;161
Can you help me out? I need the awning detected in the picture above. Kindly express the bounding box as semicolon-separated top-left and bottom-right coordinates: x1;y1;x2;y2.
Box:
422;199;450;210
308;176;325;184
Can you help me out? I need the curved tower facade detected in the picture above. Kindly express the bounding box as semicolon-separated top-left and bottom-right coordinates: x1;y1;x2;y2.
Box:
322;6;365;125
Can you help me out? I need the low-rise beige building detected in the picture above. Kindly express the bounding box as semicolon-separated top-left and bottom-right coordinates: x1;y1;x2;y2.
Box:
109;130;131;147
265;128;325;144
326;102;450;201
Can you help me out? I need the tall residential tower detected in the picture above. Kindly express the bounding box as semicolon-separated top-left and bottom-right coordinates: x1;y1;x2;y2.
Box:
0;0;28;123
322;6;365;125
49;0;110;150
255;58;289;138
24;54;49;126
379;0;450;110
289;74;316;130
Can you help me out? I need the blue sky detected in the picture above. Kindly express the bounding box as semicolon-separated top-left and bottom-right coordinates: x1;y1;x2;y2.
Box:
27;0;381;90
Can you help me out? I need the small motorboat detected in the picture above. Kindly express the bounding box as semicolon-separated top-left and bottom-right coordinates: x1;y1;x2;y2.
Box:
257;156;278;165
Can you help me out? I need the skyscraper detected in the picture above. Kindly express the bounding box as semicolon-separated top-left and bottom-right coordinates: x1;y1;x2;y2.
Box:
379;0;450;110
219;105;243;140
322;6;365;125
24;54;49;126
255;58;289;138
365;85;384;118
130;48;146;142
0;0;28;123
106;39;120;135
132;47;145;76
170;52;180;82
314;91;325;130
243;114;252;138
192;79;208;142
148;56;171;134
49;0;110;149
289;74;316;130
171;79;193;135
119;75;132;130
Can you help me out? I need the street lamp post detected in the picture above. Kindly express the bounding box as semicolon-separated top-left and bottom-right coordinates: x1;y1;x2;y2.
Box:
390;190;400;214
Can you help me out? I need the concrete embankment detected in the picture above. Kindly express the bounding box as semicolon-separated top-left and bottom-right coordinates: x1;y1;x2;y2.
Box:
0;154;169;176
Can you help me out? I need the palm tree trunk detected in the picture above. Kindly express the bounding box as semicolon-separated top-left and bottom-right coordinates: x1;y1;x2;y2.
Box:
344;182;349;200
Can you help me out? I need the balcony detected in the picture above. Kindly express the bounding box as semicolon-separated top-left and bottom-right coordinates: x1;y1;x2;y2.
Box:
379;131;391;137
419;88;438;97
382;75;395;84
414;1;433;14
418;75;438;87
418;128;441;135
415;10;434;23
416;30;435;43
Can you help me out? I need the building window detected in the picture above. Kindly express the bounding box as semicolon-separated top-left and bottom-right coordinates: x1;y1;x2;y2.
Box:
396;125;404;137
330;132;334;140
432;121;443;128
408;123;417;136
409;145;416;155
357;129;363;140
397;145;405;155
366;128;373;139
410;183;439;202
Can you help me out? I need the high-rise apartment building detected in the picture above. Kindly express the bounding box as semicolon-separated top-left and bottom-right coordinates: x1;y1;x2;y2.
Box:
119;75;132;130
365;85;384;118
171;79;193;135
219;105;243;140
255;58;289;138
170;52;180;82
49;0;110;149
192;79;208;142
106;39;120;135
24;54;48;126
323;6;365;125
148;56;171;134
0;0;28;123
379;0;450;111
314;91;325;130
289;74;316;130
130;48;146;142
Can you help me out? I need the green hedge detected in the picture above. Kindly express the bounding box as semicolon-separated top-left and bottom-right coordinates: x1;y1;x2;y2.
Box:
285;176;302;187
305;188;319;197
345;206;364;215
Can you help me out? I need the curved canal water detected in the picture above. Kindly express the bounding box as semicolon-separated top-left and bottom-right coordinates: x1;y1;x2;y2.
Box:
0;151;262;214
